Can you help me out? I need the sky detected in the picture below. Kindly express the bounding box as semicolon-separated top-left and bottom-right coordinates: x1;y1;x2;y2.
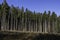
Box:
0;0;60;16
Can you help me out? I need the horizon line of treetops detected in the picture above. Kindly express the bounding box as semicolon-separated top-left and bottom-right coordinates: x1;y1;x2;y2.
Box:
0;0;60;33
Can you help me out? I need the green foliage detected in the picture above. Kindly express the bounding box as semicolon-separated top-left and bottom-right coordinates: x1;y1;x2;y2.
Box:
51;12;57;21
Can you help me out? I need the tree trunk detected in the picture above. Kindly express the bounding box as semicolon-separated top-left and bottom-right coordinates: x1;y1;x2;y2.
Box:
52;21;54;33
29;21;30;32
43;22;45;33
1;13;6;31
25;18;26;31
36;21;37;32
45;20;47;33
48;21;50;33
7;15;9;30
40;22;42;33
16;18;18;30
11;15;12;31
55;20;57;33
14;17;15;31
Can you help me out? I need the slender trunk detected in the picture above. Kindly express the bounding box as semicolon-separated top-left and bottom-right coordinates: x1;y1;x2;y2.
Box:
16;18;17;30
45;20;47;33
30;22;33;32
40;22;42;33
14;17;15;31
11;15;12;31
33;21;35;32
22;18;24;31
29;21;30;32
52;21;54;33
36;20;37;32
43;22;45;33
48;21;50;33
1;12;6;31
21;17;23;31
55;20;57;33
7;15;9;30
34;22;35;32
40;15;42;33
24;17;26;31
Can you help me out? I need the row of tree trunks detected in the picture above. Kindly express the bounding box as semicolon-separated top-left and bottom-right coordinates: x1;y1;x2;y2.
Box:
0;10;57;33
0;12;58;34
0;16;57;33
0;0;60;34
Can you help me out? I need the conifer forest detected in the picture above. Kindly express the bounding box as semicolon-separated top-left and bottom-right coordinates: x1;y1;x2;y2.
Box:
0;0;60;33
0;0;60;40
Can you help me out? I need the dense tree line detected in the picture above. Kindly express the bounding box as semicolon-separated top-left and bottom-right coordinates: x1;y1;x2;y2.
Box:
0;0;60;33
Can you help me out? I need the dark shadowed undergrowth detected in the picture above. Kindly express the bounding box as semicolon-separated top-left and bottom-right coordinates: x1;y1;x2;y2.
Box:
0;32;60;40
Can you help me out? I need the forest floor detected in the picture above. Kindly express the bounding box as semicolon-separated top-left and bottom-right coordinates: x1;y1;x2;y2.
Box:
0;31;60;40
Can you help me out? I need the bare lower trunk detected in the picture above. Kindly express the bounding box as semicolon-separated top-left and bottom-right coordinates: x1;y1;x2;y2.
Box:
25;19;26;31
52;21;54;33
10;17;12;31
14;18;15;31
40;22;42;33
29;21;30;32
55;20;57;33
36;21;37;32
48;21;50;33
45;20;47;33
43;22;45;33
16;18;17;30
1;14;6;31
